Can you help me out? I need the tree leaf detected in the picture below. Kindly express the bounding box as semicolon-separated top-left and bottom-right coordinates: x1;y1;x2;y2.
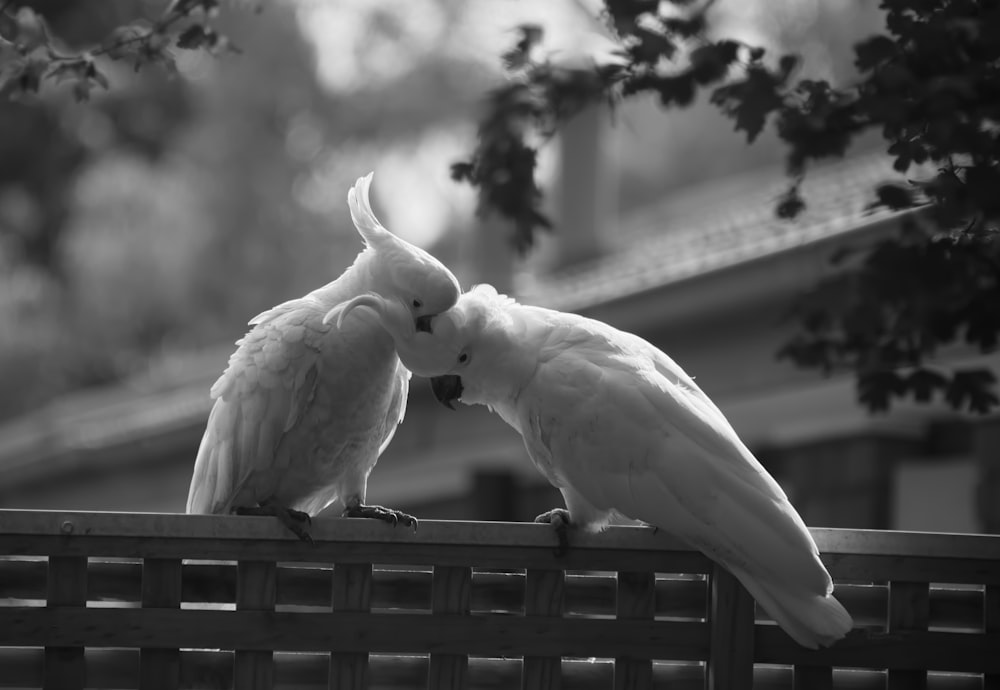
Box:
662;13;706;38
689;40;740;85
710;66;783;143
775;184;806;219
450;161;474;182
854;34;896;71
71;78;93;102
176;24;214;51
858;370;907;413
90;64;109;90
963;288;1000;350
47;59;89;84
874;183;916;210
500;24;543;70
102;24;148;59
778;54;799;80
946;369;999;413
656;73;695;107
907;368;948;402
1;55;48;96
628;25;676;64
169;0;221;16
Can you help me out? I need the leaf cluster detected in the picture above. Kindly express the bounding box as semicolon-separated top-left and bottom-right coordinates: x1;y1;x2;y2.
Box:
780;219;999;413
0;0;238;102
451;23;620;252
452;0;784;251
772;0;1000;412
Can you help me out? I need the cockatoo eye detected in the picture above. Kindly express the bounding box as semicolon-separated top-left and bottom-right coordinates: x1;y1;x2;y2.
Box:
412;299;423;309
458;353;469;364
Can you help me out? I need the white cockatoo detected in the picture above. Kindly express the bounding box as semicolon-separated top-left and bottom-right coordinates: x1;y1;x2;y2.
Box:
185;173;460;540
338;284;854;649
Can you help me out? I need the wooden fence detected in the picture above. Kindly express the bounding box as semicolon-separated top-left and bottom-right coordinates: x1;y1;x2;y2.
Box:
0;509;998;690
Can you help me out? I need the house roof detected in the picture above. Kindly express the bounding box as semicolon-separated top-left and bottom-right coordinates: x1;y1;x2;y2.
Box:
517;151;911;311
0;152;917;478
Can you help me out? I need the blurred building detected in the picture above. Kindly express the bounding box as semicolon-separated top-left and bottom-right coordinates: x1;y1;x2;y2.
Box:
2;103;998;537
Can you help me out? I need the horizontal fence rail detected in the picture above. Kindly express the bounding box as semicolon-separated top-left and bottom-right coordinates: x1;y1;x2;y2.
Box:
1;509;999;690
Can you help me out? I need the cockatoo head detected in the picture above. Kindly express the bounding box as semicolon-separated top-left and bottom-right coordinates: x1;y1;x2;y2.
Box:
323;172;460;331
336;284;518;408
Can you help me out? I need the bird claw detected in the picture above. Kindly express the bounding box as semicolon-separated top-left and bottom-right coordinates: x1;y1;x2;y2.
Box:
286;521;314;543
343;503;419;532
234;503;314;543
286;509;312;524
534;508;571;558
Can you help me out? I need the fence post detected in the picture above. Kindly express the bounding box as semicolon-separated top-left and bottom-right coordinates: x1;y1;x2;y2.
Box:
614;570;656;690
140;558;182;690
987;585;1000;690
887;581;929;690
707;564;754;690
235;560;276;690
428;566;472;689
44;556;87;690
522;569;565;690
330;563;372;690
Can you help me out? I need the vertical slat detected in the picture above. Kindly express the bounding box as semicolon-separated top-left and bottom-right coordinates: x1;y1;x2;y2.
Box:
428;566;472;689
887;581;929;690
330;563;372;690
235;560;276;690
984;585;999;690
522;569;565;690
45;556;87;690
45;556;87;689
707;564;754;690
614;571;655;690
140;558;182;690
793;555;833;690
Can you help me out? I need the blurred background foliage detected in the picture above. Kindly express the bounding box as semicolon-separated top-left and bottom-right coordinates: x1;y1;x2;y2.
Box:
1;0;953;423
0;0;484;421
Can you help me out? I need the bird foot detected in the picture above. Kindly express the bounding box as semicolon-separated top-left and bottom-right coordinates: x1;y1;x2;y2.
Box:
534;508;572;557
234;503;313;543
343;503;418;531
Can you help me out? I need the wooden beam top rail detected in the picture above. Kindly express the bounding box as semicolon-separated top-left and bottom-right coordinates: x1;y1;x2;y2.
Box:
2;510;999;559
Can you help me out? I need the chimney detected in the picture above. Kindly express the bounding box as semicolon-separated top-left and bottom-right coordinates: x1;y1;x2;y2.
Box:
463;100;615;290
552;102;614;269
462;212;515;294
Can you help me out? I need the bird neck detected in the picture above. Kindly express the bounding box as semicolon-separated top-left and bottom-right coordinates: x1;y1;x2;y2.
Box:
308;245;380;306
470;320;539;414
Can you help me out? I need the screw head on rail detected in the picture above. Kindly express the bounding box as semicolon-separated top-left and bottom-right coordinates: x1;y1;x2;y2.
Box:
60;520;74;534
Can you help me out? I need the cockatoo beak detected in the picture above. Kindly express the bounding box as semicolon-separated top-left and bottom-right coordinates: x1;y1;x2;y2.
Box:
415;315;435;333
430;375;463;410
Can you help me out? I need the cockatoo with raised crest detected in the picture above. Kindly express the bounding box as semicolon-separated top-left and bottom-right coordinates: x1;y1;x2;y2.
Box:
185;173;460;541
338;284;854;649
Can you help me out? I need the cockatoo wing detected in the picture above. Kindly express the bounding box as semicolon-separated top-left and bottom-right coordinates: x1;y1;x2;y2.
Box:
518;315;850;648
185;297;329;515
379;360;410;457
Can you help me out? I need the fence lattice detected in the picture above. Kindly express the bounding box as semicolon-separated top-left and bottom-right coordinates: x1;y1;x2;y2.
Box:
1;509;998;689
